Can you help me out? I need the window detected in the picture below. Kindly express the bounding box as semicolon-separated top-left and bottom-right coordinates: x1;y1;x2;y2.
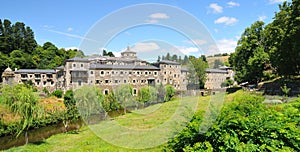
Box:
100;71;104;75
90;71;94;74
35;74;41;78
73;64;76;67
133;80;136;83
112;71;114;75
145;71;148;75
104;89;109;95
129;71;132;74
149;72;152;74
105;80;109;84
137;71;140;75
107;71;110;74
21;74;27;78
124;80;127;83
81;64;83;67
43;81;46;85
96;80;100;84
115;80;118;83
164;72;166;74
78;81;82;86
120;71;124;75
154;72;157;75
133;89;137;96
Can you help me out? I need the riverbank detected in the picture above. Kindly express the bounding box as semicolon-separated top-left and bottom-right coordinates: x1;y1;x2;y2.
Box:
4;95;211;151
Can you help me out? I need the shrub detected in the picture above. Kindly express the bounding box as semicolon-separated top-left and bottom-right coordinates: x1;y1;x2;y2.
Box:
52;90;63;98
164;85;175;102
42;87;50;96
167;91;300;151
137;86;158;104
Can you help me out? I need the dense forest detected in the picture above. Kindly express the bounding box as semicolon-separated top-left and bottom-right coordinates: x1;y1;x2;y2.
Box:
229;0;300;83
0;19;84;81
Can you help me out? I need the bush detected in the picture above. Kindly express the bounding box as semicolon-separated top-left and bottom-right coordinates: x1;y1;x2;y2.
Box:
167;92;300;151
52;90;63;98
137;86;158;104
164;85;175;102
42;87;50;96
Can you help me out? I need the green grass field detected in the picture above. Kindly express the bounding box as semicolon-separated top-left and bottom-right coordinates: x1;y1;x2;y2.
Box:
5;95;217;152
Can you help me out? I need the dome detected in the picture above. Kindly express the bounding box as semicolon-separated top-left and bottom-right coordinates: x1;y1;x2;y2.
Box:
4;67;13;72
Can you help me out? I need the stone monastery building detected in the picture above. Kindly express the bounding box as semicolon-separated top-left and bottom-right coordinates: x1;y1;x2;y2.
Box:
2;47;234;94
2;47;189;95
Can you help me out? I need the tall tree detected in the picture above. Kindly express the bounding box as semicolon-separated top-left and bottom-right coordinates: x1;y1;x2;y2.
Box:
229;21;268;83
166;53;171;60
115;84;134;114
265;0;300;77
187;56;208;88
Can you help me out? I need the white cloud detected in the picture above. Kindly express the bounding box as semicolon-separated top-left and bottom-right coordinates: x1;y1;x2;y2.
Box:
145;19;159;24
132;42;160;52
184;39;207;46
208;3;223;14
269;0;286;4
214;28;219;33
227;1;240;7
258;15;267;21
64;46;79;50
67;27;73;32
112;51;121;57
176;46;199;55
214;16;238;26
208;39;237;54
149;13;170;19
217;39;237;53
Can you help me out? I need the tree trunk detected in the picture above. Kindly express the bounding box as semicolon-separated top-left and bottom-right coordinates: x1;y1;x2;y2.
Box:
124;106;126;114
25;131;28;144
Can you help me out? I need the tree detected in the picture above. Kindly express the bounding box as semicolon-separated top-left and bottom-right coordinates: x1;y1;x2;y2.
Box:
183;55;189;65
166;53;171;60
164;85;176;102
74;86;104;124
187;56;208;88
264;0;300;77
171;54;178;61
115;84;134;114
213;59;223;68
102;49;115;57
157;56;161;62
137;86;158;104
1;84;39;144
229;21;268;83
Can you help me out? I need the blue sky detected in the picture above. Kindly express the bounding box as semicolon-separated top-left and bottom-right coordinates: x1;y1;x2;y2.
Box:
0;0;288;59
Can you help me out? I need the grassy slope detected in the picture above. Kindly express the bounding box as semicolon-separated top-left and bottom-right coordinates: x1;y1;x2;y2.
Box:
206;56;229;68
5;96;213;152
